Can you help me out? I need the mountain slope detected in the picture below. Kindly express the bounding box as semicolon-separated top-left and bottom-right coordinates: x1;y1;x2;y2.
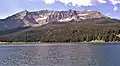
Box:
0;18;120;42
0;10;106;31
0;10;120;42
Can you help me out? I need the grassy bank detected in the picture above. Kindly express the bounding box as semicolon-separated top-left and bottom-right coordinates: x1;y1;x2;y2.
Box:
0;41;120;45
89;40;105;43
0;42;43;44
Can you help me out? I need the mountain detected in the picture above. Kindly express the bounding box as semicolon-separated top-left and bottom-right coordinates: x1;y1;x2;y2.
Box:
0;10;120;42
0;10;106;31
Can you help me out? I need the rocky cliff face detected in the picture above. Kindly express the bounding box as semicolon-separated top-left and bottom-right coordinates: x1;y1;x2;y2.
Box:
0;10;106;31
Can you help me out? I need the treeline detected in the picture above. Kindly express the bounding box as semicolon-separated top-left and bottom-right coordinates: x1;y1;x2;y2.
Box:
0;21;120;42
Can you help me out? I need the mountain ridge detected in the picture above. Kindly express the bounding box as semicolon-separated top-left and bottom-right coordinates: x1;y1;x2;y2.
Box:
0;9;108;31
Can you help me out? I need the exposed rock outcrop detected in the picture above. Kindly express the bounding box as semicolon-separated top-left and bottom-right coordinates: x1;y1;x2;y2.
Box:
0;10;106;31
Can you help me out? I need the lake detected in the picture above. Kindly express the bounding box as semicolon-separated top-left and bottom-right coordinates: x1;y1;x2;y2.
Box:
0;43;120;66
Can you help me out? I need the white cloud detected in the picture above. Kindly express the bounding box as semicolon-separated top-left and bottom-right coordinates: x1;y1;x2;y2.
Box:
43;0;56;4
114;6;118;11
43;0;120;12
109;0;120;11
109;0;120;12
110;0;120;5
57;0;92;6
97;0;107;3
43;0;120;6
43;0;108;6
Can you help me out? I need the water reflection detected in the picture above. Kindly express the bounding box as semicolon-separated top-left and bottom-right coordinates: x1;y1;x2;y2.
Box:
91;44;120;66
0;44;119;66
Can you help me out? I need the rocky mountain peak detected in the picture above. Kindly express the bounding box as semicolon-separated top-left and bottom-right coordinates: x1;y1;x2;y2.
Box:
6;10;28;20
0;10;107;31
14;9;104;22
15;10;28;19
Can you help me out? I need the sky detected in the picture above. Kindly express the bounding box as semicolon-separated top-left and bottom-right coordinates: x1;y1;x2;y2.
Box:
0;0;120;19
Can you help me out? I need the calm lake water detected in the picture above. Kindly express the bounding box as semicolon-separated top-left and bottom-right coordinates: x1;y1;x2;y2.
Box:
0;43;120;66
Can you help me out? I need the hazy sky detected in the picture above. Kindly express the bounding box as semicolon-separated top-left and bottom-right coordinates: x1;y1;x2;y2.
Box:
0;0;120;19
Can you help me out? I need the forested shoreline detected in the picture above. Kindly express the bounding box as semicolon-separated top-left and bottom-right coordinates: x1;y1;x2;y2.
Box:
0;20;120;42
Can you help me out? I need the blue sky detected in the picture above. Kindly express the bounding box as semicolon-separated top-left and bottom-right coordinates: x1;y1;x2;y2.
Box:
0;0;120;19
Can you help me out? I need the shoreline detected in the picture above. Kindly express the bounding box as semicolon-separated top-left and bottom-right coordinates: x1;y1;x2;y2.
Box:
0;42;120;45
